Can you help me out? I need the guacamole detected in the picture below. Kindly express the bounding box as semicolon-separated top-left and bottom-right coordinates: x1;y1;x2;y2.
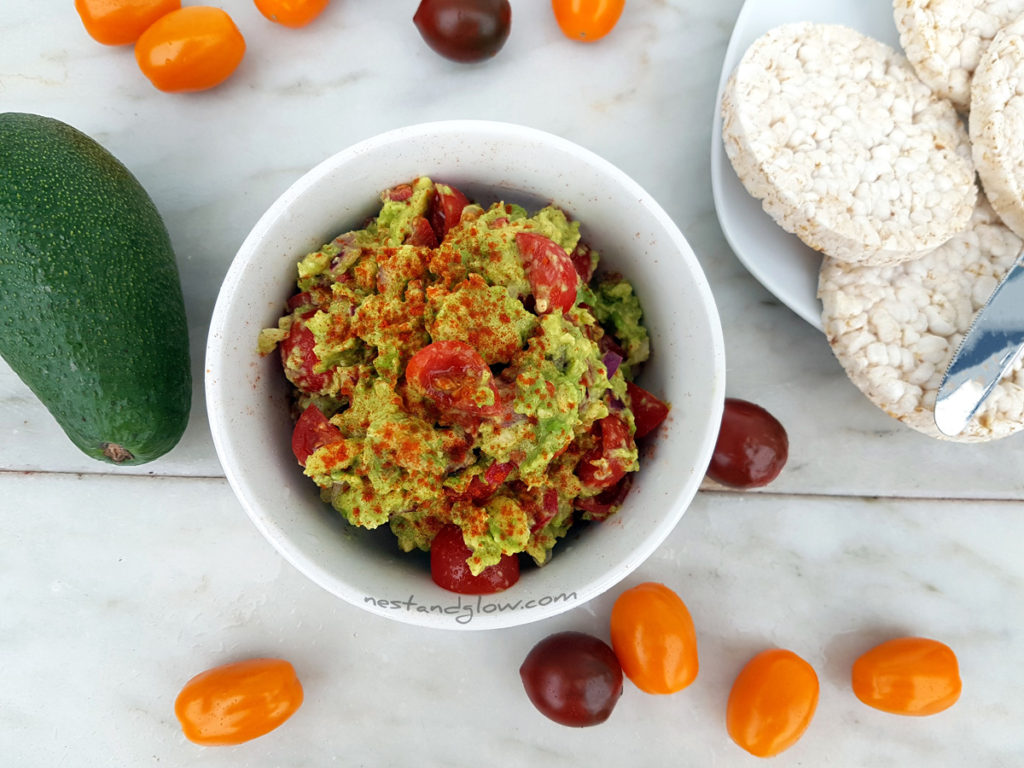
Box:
259;177;660;576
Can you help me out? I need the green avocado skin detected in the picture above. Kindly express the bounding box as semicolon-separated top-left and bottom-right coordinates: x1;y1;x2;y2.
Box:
0;112;191;465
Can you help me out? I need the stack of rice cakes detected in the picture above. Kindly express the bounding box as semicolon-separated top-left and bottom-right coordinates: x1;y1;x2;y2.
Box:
720;1;1024;442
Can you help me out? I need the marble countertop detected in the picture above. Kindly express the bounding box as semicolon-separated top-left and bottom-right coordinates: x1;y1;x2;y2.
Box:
2;1;1022;765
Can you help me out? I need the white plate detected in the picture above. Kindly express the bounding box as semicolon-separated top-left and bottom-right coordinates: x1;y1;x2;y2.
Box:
710;0;900;330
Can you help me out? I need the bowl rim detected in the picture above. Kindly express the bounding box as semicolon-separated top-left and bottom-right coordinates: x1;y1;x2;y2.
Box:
205;119;726;630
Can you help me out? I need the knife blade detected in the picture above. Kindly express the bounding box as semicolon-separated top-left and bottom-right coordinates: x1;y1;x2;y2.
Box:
935;248;1024;437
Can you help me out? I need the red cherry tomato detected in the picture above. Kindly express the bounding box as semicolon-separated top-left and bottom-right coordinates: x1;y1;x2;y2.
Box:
134;6;246;93
280;316;332;394
461;461;515;501
707;398;788;488
552;0;625;43
430;182;471;239
76;0;181;45
174;658;303;746
291;404;343;466
406;340;502;417
413;0;512;63
851;637;961;716
576;414;634;491
626;381;669;438
574;473;632;520
514;232;578;314
519;631;623;727
254;0;329;28
430;524;519;594
727;649;819;758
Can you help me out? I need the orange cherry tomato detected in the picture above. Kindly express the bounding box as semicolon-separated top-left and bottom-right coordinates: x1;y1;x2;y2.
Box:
75;0;181;45
608;582;698;694
552;0;625;43
851;637;961;716
174;658;304;746
135;6;246;93
727;649;819;758
254;0;330;28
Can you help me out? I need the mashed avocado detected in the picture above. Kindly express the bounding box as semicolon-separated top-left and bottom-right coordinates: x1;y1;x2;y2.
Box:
259;177;657;575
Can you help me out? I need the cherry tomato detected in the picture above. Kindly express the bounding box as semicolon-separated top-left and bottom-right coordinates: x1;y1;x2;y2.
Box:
609;582;698;694
76;0;181;45
576;414;634;491
406;340;502;417
291;404;344;466
254;0;329;28
461;460;515;501
851;637;961;716
519;631;623;727
429;182;471;240
135;6;246;93
280;315;332;394
727;649;819;758
626;382;669;438
574;473;632;520
174;658;303;746
514;232;578;314
707;398;788;489
552;0;625;43
413;0;512;63
430;524;519;594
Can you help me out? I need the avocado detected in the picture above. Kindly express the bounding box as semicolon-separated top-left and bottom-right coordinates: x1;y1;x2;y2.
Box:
0;112;191;465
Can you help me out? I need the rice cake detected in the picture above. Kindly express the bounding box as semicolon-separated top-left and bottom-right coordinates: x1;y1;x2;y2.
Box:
970;14;1024;239
894;0;1024;113
819;197;1024;442
721;22;976;267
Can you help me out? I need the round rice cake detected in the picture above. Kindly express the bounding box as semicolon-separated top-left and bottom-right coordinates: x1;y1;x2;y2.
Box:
970;14;1024;239
819;197;1024;442
893;0;1024;113
721;22;976;267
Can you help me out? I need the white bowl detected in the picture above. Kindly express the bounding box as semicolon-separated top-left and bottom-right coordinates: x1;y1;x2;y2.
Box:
206;120;725;630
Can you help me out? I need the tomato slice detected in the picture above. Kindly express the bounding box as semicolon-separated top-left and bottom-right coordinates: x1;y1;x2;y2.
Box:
430;524;520;594
405;340;502;417
291;404;344;466
280;316;331;394
514;232;578;314
430;182;470;240
626;382;669;438
576;414;634;490
406;215;438;247
463;461;515;501
574;473;632;520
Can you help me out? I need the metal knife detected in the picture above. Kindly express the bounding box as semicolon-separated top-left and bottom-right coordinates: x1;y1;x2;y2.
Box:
935;248;1024;437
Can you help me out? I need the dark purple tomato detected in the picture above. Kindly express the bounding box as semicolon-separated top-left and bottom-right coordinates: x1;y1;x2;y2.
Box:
707;398;788;489
413;0;511;63
519;631;623;727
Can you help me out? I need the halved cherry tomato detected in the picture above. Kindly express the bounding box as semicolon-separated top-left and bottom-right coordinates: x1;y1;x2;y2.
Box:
174;658;303;746
430;183;471;240
135;6;246;93
552;0;625;43
626;381;669;438
76;0;181;45
576;414;634;491
851;637;961;716
406;340;502;417
291;404;344;466
280;316;332;394
430;524;519;594
727;649;819;758
462;461;515;501
574;473;632;520
514;232;578;314
254;0;329;28
609;582;699;694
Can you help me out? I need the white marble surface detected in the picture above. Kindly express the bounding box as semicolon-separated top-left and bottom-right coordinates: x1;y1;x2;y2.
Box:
1;1;1023;765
